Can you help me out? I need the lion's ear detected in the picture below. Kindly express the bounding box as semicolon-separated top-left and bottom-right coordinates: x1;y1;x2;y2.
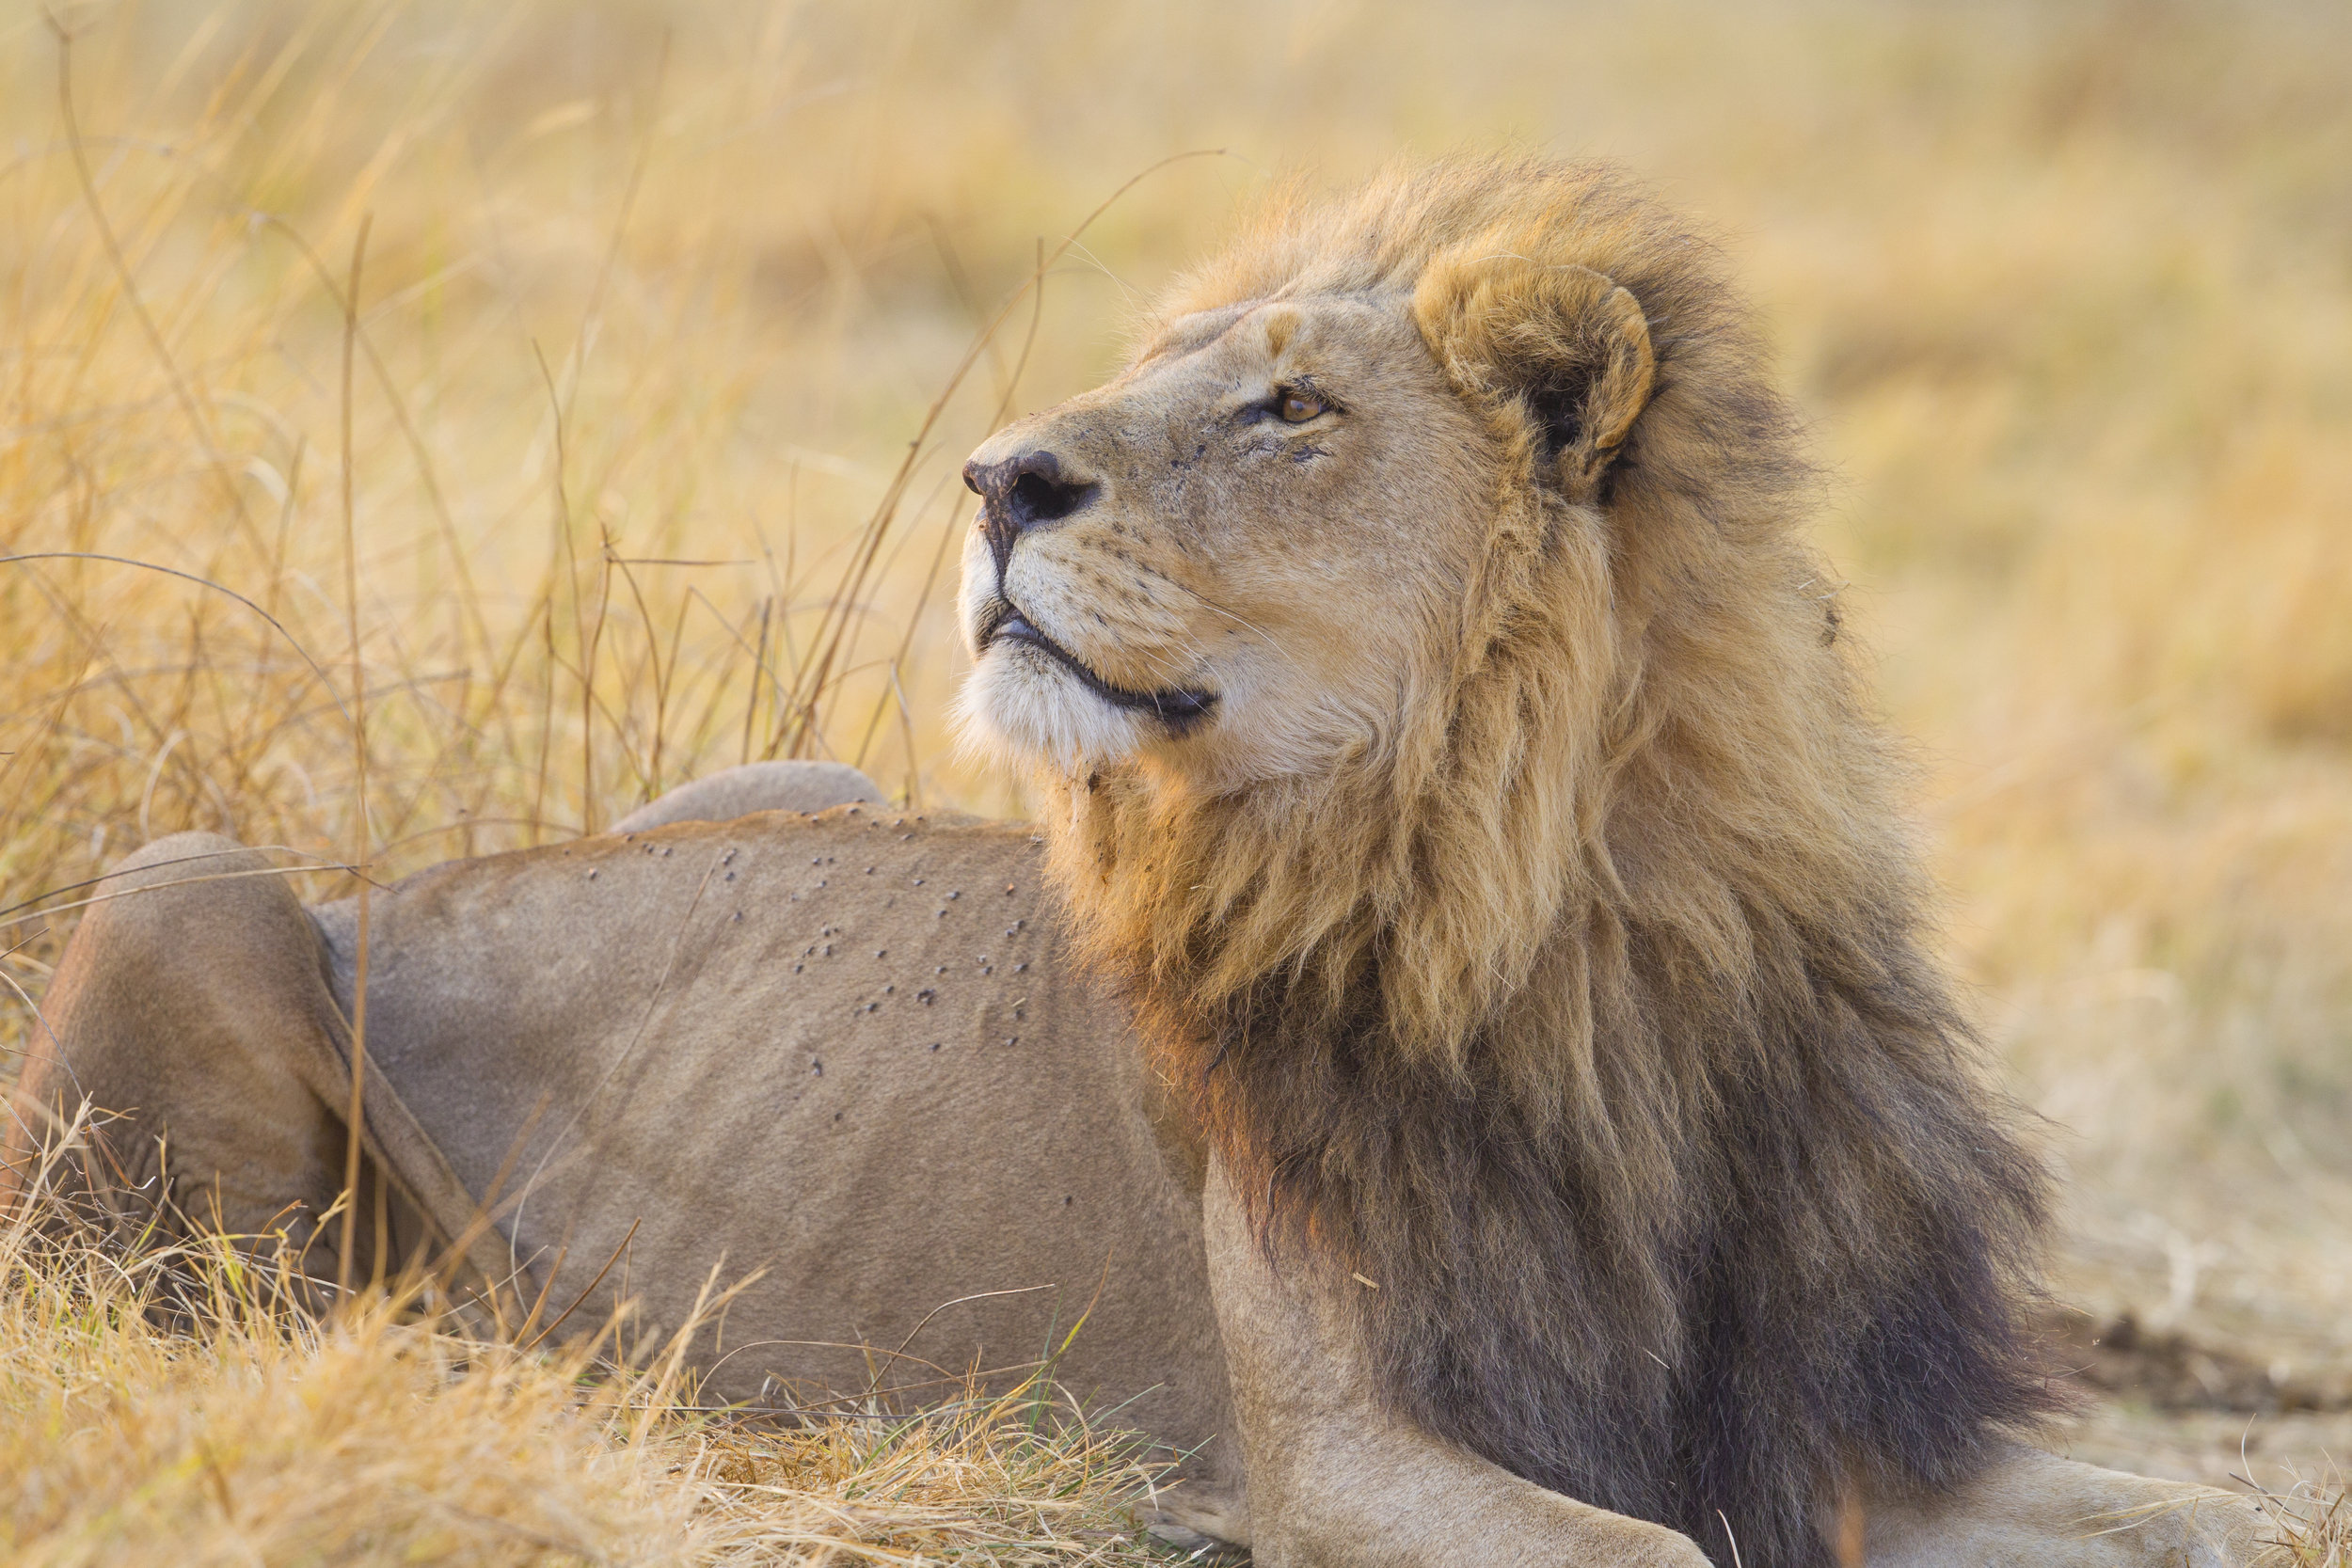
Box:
1414;257;1656;503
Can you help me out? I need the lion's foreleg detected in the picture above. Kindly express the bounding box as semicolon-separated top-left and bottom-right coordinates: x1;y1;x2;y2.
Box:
1859;1446;2271;1567
1202;1157;1712;1567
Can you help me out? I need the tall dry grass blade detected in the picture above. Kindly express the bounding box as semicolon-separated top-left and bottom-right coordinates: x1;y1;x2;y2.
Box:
49;18;259;558
336;213;374;1305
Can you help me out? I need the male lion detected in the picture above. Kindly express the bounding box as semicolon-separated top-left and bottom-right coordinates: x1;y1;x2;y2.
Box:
6;160;2267;1565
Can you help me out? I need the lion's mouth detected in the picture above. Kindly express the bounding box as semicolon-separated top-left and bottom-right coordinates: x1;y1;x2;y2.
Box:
977;599;1217;732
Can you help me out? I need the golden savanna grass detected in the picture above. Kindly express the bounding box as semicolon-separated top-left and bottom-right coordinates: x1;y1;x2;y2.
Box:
3;0;2350;1559
4;1116;1169;1565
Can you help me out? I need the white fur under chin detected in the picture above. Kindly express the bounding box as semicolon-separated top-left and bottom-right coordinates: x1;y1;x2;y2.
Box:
953;646;1145;772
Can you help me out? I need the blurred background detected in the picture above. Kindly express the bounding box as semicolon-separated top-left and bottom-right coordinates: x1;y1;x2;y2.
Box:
4;0;2348;1488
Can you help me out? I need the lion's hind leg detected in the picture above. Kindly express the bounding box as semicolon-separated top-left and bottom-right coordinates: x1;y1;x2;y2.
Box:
4;832;395;1290
1861;1446;2270;1566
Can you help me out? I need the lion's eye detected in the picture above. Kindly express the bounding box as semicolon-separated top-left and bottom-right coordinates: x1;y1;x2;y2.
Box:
1278;390;1326;423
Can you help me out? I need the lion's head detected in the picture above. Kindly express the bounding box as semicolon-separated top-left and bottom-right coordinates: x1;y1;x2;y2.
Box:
957;159;2055;1568
957;158;1839;1069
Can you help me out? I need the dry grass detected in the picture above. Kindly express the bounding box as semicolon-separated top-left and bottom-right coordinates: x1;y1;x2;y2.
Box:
3;1113;1172;1565
2247;1468;2352;1568
2;0;2350;1556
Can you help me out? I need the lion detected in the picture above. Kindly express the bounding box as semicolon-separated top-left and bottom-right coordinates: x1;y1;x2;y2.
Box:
5;159;2268;1566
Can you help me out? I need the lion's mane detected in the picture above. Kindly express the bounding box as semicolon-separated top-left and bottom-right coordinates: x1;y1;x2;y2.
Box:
1041;160;2057;1567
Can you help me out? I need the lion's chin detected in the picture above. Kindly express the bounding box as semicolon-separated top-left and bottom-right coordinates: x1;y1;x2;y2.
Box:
952;646;1149;772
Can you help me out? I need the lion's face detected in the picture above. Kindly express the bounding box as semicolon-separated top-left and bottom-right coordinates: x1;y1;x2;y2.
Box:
955;295;1494;791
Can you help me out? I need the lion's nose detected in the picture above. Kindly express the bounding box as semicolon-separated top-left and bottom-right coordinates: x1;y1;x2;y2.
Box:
962;448;1099;579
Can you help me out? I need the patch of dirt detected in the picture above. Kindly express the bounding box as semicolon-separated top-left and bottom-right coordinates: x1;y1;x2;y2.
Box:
2052;1403;2352;1496
2048;1307;2352;1415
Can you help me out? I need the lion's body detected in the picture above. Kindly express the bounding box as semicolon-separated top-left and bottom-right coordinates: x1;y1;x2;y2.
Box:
8;159;2269;1564
316;814;1216;1426
7;810;1249;1537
